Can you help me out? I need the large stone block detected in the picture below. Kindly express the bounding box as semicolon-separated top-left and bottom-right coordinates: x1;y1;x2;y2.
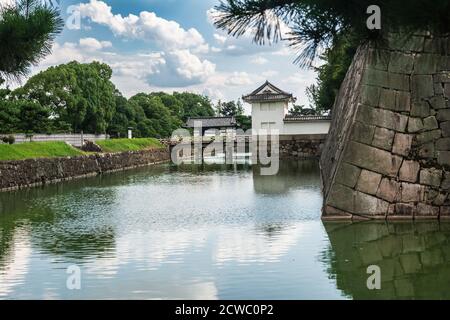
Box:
417;203;440;217
356;105;408;132
412;75;434;100
418;142;436;159
372;127;395;150
388;52;414;73
344;141;403;177
360;85;381;106
416;129;442;145
437;151;450;166
335;162;361;188
388;34;425;52
379;88;396;110
392;133;413;156
354;191;389;215
377;178;400;202
399;160;420;183
429;95;446;109
407;117;424;133
414;54;441;74
394;203;416;216
437;109;450;122
401;183;425;202
420;168;443;187
367;49;389;71
327;183;356;213
423;116;439;130
363;68;388;87
441;172;450;190
436;138;450;151
445;83;450;99
410;100;431;117
356;169;382;195
441;121;450;137
396;91;411;112
350;121;375;145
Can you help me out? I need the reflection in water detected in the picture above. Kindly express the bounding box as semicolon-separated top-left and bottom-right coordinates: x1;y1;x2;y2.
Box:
0;159;337;299
1;159;449;299
323;221;450;299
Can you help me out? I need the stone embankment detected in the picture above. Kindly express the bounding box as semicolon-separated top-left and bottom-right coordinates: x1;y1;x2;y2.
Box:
321;32;450;220
0;148;170;191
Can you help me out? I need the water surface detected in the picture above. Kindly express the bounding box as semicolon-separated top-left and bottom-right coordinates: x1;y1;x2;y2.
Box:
0;160;449;299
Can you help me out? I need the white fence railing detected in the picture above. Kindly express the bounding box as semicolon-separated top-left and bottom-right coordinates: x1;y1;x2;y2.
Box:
3;133;108;147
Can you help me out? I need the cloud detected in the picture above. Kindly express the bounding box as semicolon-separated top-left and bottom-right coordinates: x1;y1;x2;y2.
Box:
213;33;227;45
251;56;268;65
79;37;112;51
74;0;215;88
77;0;206;51
225;72;253;86
146;50;216;87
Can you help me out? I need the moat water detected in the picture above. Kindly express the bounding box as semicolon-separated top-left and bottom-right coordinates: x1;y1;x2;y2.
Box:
1;159;450;299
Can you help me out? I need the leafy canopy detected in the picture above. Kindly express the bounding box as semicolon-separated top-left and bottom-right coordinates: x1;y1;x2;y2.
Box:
0;0;63;82
214;0;450;66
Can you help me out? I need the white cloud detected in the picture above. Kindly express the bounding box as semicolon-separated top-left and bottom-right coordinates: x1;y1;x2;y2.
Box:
261;70;279;78
225;72;253;86
79;37;112;51
146;50;216;87
251;56;268;65
213;33;227;45
77;0;207;51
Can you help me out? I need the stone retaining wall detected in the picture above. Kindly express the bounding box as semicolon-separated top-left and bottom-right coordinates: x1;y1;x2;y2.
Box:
321;32;450;220
279;134;327;158
0;148;170;192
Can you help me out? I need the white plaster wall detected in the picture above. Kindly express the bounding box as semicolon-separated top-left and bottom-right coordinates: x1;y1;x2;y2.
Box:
251;101;330;135
283;121;331;135
251;101;287;133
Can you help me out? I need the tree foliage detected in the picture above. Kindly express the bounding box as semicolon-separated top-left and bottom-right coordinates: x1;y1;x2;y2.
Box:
306;34;358;112
214;0;450;67
14;61;117;133
0;0;63;82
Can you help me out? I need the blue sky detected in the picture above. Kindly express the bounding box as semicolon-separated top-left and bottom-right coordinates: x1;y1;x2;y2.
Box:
5;0;318;113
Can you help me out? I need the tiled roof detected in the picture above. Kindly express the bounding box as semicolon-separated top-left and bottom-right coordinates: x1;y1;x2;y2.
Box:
284;115;332;122
185;116;237;128
243;81;295;103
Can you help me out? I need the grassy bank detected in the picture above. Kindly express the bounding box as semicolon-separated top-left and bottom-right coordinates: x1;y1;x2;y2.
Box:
0;141;84;161
96;138;164;153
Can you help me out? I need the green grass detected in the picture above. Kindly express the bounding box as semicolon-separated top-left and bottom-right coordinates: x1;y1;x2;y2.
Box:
96;138;164;153
0;141;84;161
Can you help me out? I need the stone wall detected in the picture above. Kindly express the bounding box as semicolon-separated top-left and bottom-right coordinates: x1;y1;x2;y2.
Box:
279;134;327;158
0;148;170;192
321;32;450;220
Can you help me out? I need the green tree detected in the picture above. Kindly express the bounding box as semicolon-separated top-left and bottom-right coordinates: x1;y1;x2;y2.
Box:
15;61;117;133
173;92;215;121
0;100;20;134
129;93;181;138
17;100;51;133
288;104;319;116
0;0;63;82
306;34;358;112
217;99;245;117
214;0;449;67
236;114;252;131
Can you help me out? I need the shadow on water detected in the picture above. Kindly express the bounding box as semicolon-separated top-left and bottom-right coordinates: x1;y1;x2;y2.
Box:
322;221;450;300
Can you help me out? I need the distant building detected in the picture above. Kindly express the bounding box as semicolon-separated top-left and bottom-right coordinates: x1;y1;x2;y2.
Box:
184;116;237;136
243;81;331;135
